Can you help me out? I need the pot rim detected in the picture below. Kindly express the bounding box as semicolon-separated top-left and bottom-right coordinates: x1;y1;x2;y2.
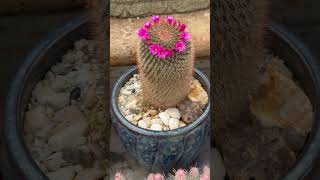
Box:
111;66;210;138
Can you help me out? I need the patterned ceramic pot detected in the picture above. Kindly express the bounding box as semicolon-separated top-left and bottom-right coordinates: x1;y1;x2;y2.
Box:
111;66;210;172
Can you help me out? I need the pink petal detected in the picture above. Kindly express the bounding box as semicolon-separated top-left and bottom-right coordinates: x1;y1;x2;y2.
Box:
180;32;191;42
179;23;187;32
144;21;152;29
157;47;167;59
189;167;200;177
138;27;150;40
165;49;174;58
167;16;174;24
154;173;164;180
115;172;125;180
175;41;186;52
200;174;210;180
202;166;210;177
174;169;187;180
152;15;160;23
147;173;155;180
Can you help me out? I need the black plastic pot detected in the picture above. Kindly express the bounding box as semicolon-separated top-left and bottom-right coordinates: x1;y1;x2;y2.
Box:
1;16;320;179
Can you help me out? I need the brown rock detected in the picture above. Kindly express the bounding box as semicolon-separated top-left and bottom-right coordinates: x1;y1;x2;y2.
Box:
177;99;203;123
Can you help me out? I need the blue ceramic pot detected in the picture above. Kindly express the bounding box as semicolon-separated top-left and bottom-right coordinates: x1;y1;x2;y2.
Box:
111;66;210;172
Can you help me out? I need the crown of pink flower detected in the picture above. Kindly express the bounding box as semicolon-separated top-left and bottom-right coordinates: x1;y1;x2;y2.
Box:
137;15;191;60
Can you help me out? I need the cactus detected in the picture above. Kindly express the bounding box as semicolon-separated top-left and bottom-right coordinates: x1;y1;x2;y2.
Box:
212;0;268;129
137;15;195;108
114;166;210;180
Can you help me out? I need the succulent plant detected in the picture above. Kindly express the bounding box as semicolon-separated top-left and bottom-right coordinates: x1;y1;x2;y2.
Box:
137;15;194;108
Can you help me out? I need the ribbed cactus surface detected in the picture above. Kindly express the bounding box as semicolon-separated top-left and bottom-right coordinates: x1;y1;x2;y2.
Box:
137;16;194;108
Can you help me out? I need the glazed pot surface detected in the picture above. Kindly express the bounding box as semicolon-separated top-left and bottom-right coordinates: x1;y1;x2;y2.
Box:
111;66;210;172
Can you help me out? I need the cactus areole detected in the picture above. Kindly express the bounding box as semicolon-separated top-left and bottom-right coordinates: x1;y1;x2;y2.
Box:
137;15;195;108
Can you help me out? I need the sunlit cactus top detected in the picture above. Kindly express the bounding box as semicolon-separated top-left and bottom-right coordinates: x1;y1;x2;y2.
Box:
137;15;191;59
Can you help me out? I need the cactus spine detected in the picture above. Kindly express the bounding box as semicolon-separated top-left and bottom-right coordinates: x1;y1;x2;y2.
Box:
137;16;194;108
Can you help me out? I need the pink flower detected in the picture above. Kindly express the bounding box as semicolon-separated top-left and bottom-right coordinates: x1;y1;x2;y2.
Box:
147;173;164;180
202;166;210;177
138;27;150;40
189;167;200;177
179;23;187;32
165;49;173;58
200;174;210;180
144;21;152;29
149;44;161;55
174;169;187;180
157;47;167;59
175;41;186;52
152;15;160;23
154;173;165;180
114;172;125;180
180;32;191;42
167;16;174;24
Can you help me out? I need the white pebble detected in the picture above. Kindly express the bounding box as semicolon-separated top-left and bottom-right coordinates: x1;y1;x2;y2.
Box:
138;120;147;129
165;108;181;119
150;124;163;131
179;121;186;128
159;112;170;126
169;118;180;130
151;118;163;125
125;114;134;121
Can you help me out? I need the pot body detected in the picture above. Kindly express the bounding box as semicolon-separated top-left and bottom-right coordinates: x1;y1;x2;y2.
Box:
111;67;210;172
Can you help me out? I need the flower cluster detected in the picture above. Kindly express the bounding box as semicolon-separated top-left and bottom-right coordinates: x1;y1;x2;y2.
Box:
114;166;210;180
137;15;191;59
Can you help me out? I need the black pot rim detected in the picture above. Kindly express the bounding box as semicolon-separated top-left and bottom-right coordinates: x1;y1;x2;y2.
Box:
2;15;320;180
111;66;210;138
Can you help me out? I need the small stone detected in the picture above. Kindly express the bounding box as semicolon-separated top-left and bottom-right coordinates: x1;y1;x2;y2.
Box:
138;120;147;129
188;80;208;107
132;114;142;121
69;87;81;101
178;99;203;124
48;121;88;151
163;126;169;131
33;83;69;110
44;152;67;171
118;95;125;104
125;114;134;121
122;90;132;96
151;118;163;125
179;121;186;128
125;99;137;109
150;124;163;131
25;106;50;133
148;110;158;116
142;117;151;127
169;118;180;130
74;168;105;180
129;108;140;114
165;108;181;119
50;76;70;92
47;166;76;180
159;112;170;126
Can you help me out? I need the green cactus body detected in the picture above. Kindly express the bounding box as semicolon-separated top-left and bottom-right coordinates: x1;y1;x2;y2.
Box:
137;16;194;108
